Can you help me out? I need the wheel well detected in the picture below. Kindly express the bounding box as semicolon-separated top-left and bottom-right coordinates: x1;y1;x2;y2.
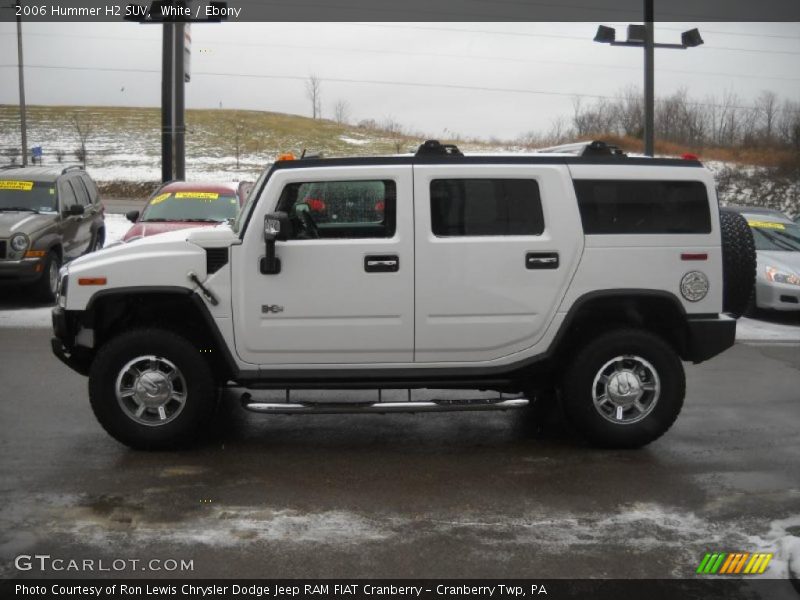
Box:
87;292;234;382
554;294;689;366
50;244;63;261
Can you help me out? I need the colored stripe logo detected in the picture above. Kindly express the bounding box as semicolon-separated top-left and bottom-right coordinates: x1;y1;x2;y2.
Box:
696;552;773;575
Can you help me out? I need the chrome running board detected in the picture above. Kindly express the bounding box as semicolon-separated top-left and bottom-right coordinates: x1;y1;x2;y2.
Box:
241;395;529;415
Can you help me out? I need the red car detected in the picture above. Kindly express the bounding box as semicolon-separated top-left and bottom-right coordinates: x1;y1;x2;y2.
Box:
123;181;249;242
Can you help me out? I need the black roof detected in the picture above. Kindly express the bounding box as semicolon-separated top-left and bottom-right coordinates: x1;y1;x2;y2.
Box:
270;154;702;172
0;164;84;182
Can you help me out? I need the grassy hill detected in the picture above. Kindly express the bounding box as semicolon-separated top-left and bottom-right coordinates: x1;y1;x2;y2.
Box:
0;105;495;184
1;105;797;217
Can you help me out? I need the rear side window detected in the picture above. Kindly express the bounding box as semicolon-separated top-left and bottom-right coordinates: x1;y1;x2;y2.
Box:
430;179;544;237
574;180;711;234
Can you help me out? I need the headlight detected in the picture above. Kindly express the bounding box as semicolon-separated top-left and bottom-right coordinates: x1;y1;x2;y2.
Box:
57;274;69;308
766;266;800;286
10;233;29;252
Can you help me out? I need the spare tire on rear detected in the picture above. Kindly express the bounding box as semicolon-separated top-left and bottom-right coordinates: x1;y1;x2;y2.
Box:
719;209;756;318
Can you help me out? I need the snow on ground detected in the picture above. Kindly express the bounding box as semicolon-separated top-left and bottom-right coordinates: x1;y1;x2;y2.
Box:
339;136;371;146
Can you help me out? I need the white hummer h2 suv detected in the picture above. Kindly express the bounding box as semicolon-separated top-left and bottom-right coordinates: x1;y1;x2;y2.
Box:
51;141;755;450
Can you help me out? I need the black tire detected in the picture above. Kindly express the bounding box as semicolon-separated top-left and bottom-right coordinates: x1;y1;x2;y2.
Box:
32;251;60;303
561;328;685;449
89;328;218;450
719;209;756;318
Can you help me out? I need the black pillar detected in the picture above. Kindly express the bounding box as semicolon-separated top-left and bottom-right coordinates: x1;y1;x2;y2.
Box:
643;0;655;157
161;23;174;182
174;21;186;180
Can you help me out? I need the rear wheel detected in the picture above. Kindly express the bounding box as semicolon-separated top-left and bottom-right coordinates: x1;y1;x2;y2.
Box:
89;328;218;450
562;329;685;448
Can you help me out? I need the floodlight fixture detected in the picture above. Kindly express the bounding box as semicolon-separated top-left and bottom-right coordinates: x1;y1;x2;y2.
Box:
681;28;704;47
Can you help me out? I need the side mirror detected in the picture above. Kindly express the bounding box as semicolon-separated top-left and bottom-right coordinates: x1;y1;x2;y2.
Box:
64;204;84;217
261;212;290;275
126;210;140;223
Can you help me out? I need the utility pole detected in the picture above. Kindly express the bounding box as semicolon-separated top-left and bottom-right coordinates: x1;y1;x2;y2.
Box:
643;0;655;157
15;0;28;166
128;1;225;181
161;22;174;182
174;20;186;180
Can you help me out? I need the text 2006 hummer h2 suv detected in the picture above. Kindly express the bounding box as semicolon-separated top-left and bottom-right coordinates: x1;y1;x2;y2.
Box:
51;141;756;450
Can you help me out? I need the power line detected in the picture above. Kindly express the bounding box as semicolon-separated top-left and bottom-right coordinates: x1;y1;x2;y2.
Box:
3;30;799;83
0;62;773;111
344;23;800;56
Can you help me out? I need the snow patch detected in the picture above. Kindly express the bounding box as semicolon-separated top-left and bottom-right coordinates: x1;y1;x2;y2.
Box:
339;136;371;146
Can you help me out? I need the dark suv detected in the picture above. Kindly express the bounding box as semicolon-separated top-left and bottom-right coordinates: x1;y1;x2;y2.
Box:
0;165;105;301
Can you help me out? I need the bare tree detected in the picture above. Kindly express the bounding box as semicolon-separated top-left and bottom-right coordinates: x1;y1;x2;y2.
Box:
333;99;351;125
756;90;779;145
306;75;322;120
382;116;405;153
228;118;248;169
70;112;93;167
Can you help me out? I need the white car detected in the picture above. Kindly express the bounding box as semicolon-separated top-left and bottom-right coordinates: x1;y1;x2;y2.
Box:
51;140;755;450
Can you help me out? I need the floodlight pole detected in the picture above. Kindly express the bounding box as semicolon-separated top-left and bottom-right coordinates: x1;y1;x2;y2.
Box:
594;5;702;158
15;0;28;166
644;0;655;157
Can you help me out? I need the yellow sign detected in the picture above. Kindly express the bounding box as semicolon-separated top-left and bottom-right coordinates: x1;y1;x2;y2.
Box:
748;220;785;230
175;192;219;200
0;180;34;191
150;192;171;205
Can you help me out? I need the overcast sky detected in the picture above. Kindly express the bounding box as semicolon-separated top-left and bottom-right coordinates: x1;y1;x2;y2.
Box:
1;21;798;140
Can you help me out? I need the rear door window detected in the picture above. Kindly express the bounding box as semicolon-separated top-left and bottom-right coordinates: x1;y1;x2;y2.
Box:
430;179;544;237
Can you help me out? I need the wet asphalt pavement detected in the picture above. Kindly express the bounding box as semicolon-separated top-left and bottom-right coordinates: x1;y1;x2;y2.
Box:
0;327;799;587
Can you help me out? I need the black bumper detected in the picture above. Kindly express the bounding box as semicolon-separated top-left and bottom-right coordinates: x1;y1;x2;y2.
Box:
51;307;92;376
0;259;44;285
684;314;737;363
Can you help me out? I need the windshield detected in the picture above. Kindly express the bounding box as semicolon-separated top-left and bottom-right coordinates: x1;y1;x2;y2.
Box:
748;219;800;252
142;191;239;222
234;168;269;234
0;180;57;212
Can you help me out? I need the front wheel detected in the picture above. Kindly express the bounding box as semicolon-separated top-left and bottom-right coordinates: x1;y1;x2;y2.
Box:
89;329;218;450
561;329;685;449
33;251;60;303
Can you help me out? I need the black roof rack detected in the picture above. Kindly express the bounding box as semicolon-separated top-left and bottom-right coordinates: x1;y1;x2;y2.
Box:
416;140;463;157
536;140;626;157
0;164;23;170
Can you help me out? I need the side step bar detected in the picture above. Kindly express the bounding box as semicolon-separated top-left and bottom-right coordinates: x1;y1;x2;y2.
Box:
241;397;529;415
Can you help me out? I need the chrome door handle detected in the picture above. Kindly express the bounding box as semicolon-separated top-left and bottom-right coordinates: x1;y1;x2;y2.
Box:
526;252;559;270
365;255;400;273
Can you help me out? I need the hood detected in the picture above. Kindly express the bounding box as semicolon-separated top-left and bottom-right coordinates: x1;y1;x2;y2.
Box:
122;220;217;241
0;211;57;238
756;250;800;279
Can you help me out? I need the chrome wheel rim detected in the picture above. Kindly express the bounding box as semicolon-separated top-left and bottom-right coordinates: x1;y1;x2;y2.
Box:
591;355;660;425
115;355;187;426
48;260;59;295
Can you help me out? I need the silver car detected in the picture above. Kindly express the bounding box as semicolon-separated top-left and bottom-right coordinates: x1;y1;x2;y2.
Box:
739;211;800;311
